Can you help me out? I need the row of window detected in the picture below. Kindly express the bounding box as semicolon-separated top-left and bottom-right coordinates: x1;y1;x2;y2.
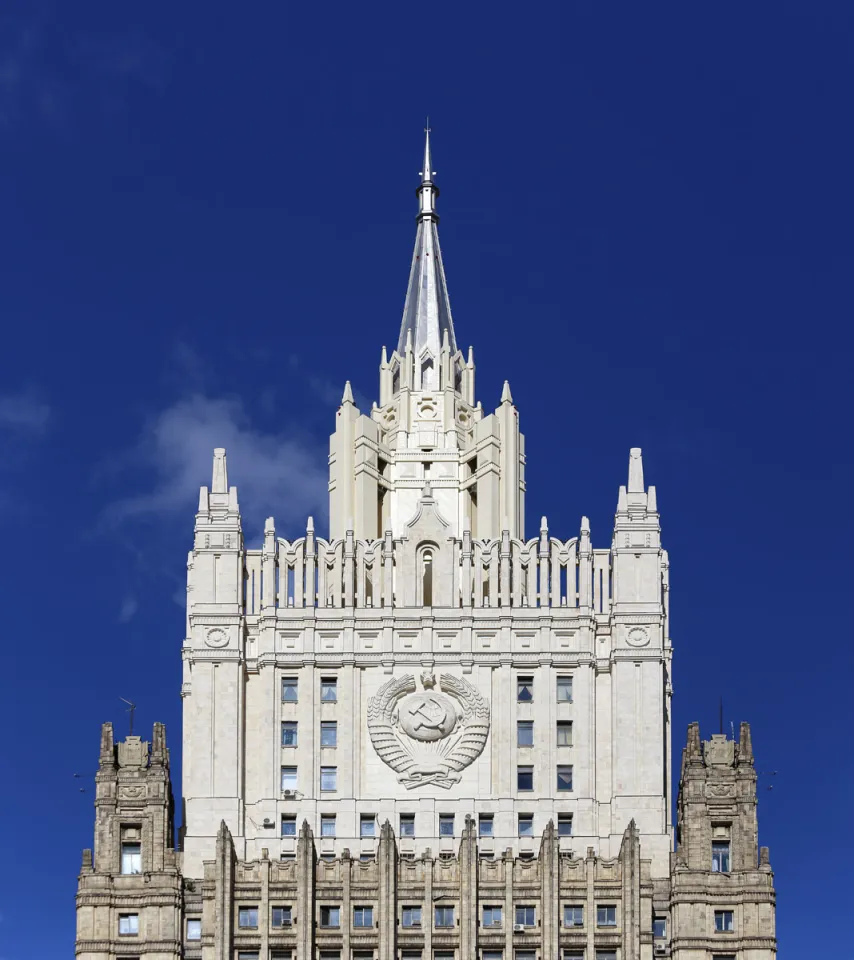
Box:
230;951;629;960
282;720;574;749
281;766;573;794
281;813;574;839
280;676;574;705
231;904;624;931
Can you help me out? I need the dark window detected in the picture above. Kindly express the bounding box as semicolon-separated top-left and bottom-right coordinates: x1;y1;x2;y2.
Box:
518;815;534;837
402;905;422;927
320;815;336;837
517;766;533;791
320;721;337;747
281;721;298;746
515;906;535;927
281;815;296;837
596;905;616;927
272;906;292;926
556;721;573;746
483;905;503;927
282;677;298;702
435;906;455;927
517;677;534;702
563;905;583;927
400;814;415;837
479;815;494;837
439;814;454;837
556;676;573;702
321;678;338;702
653;917;667;938
360;815;376;838
557;765;573;791
320;905;340;928
238;907;258;928
712;841;731;872
517;721;534;746
557;814;573;836
320;766;337;791
353;906;373;927
714;910;734;932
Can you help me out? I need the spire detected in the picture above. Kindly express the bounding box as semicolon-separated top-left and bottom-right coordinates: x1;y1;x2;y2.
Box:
397;123;457;360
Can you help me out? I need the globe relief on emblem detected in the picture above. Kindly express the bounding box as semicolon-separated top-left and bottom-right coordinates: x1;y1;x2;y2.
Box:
205;628;229;648
626;627;650;647
367;671;490;789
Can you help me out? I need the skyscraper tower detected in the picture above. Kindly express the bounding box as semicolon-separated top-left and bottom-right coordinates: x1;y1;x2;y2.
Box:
75;130;777;960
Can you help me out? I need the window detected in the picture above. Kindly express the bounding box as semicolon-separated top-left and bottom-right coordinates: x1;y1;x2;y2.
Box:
712;956;737;960
515;906;535;927
596;953;617;960
517;721;534;746
557;765;573;791
361;815;376;838
556;676;573;702
238;907;259;928
439;814;454;837
320;766;337;791
479;814;494;837
401;953;422;960
281;766;297;792
564;953;584;960
118;914;139;935
483;954;504;960
354;906;374;927
272;906;293;927
238;953;260;960
400;814;415;837
518;814;534;837
653;917;667;938
556;721;573;746
281;815;297;837
712;840;731;873
271;953;293;960
187;918;202;940
517;765;533;790
483;905;503;927
281;721;298;746
435;905;455;927
320;905;341;928
319;954;340;960
360;853;375;862
321;677;338;702
282;677;298;702
517;676;534;702
714;910;734;932
596;905;616;927
402;905;422;927
515;953;536;960
120;841;141;875
557;814;573;837
563;905;583;927
321;814;336;837
434;954;454;960
321;721;338;747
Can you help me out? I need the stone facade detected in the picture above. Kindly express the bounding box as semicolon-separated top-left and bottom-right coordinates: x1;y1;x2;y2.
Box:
76;132;777;959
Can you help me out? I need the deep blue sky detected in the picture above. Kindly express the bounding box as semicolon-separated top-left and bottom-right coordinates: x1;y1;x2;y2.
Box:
1;2;850;955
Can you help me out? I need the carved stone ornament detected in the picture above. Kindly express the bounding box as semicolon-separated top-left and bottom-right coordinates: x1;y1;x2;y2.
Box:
118;784;145;800
626;627;650;647
367;672;490;789
205;628;229;648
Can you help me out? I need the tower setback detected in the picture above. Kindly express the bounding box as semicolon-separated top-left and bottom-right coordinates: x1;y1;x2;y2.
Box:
76;130;776;960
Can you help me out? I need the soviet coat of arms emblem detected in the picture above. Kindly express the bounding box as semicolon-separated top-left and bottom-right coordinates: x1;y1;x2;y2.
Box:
367;671;490;788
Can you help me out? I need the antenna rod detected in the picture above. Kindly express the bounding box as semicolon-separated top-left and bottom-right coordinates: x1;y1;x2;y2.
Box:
119;697;137;738
719;696;723;736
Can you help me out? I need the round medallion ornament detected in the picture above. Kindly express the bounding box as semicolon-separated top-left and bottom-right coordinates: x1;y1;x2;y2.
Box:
398;693;458;741
626;627;650;647
205;628;229;648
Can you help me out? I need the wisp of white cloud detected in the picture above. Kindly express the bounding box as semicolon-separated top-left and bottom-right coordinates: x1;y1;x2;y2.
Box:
0;391;50;433
118;595;138;624
106;394;328;539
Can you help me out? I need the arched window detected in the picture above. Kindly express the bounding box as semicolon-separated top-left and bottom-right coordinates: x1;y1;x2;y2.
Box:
421;548;434;606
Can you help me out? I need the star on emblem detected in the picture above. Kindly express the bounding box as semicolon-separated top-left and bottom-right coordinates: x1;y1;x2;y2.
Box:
420;671;436;689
